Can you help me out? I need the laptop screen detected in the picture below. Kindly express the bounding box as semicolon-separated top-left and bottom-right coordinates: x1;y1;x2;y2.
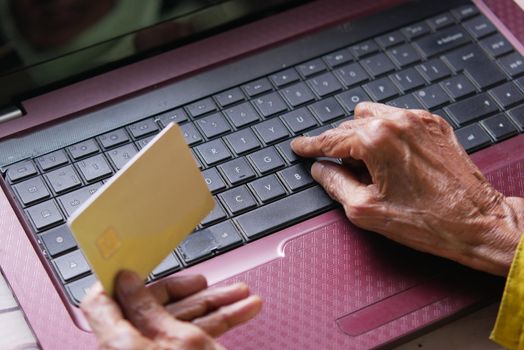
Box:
0;0;307;109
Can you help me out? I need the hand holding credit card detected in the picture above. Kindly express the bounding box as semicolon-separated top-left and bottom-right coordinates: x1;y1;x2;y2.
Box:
68;123;213;296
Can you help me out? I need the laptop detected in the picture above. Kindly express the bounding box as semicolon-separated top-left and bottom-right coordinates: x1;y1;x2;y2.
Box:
0;0;523;348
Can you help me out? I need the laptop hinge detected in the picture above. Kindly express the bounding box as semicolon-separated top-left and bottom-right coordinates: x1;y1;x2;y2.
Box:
0;106;23;124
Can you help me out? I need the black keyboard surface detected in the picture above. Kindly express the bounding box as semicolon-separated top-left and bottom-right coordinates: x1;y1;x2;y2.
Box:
3;3;524;306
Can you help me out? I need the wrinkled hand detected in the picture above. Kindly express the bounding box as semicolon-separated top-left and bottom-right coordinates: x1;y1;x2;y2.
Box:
81;271;262;350
292;102;524;276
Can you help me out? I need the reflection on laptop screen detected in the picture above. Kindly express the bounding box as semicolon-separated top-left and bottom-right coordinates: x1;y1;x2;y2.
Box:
0;0;306;108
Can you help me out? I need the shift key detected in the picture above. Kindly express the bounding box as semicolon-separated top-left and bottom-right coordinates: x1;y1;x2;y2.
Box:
444;93;498;127
234;186;333;239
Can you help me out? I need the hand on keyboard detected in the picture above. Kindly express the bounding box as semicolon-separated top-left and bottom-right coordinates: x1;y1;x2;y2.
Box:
81;271;261;350
291;102;524;277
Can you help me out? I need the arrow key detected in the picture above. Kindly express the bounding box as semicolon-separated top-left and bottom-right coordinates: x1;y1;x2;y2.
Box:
481;113;519;141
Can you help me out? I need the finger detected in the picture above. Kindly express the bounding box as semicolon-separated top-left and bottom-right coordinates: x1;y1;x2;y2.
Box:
193;295;263;337
115;270;185;339
291;129;364;160
310;161;370;206
354;101;403;119
149;274;208;305
166;282;251;321
81;283;149;349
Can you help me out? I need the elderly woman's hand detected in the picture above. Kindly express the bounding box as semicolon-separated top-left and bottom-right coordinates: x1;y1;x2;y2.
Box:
291;102;524;276
81;271;261;350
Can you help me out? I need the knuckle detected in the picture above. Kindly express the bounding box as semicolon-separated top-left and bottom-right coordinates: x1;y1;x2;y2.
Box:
367;119;398;146
318;131;341;154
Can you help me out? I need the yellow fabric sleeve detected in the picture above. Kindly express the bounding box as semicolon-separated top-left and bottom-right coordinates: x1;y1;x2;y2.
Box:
491;236;524;349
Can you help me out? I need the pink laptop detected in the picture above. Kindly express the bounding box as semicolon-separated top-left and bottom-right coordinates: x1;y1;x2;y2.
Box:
1;0;523;348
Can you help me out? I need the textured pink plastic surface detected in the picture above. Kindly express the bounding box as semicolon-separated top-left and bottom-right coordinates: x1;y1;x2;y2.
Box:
0;1;523;349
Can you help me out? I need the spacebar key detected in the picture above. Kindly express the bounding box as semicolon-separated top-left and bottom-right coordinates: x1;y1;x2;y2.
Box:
235;186;334;239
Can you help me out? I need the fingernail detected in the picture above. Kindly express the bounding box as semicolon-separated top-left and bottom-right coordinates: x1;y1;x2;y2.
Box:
311;161;324;173
117;270;142;295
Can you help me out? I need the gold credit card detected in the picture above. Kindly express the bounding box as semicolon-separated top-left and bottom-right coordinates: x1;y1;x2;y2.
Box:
68;123;213;295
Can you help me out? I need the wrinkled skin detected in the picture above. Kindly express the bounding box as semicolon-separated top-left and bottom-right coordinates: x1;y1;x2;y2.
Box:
292;102;524;276
81;271;262;350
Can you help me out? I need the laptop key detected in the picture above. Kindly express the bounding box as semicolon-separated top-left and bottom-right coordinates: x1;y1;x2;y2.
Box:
276;139;299;164
452;4;479;21
507;105;524;131
427;12;455;30
77;155;113;182
201;168;227;194
335;62;369;87
218;157;256;185
58;182;102;217
481;113;519;141
98;129;130;150
363;77;399;102
179;123;203;146
41;225;77;257
196;113;231;139
67;274;97;305
336;87;371;113
445;93;498;127
26;199;64;231
224;129;261;155
196;139;232;166
219;185;257;215
376;30;405;49
249;147;286;174
269;68;300;88
417;58;452;83
296;58;327;78
323;48;353;68
155;108;189;127
224;102;260;128
463;15;496;39
36;150;69;171
136;135;156;150
455;123;492;153
309;97;345;123
387;94;424;109
480;34;513;58
361;53;396;77
441;74;476;100
128;119;159;139
45;165;82;194
151;253;181;278
281;108;318;134
308;72;343;97
388;44;421;67
5;160;38;183
13;176;50;206
281;82;316;107
444;45;506;89
253;92;288;117
235;185;333;239
107;143;138;170
178;220;242;264
390;68;426;92
489;82;524;109
68;139;99;160
414;26;469;58
401;22;430;40
242;78;273;97
249;174;287;203
278;164;314;192
201;198;227;226
414;84;450;109
303;125;332;137
498;52;524;78
350;40;379;58
253;118;290;144
186;98;217;118
214;88;245;107
53;250;90;282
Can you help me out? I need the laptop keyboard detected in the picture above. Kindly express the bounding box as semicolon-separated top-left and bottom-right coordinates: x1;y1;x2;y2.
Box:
3;3;524;306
